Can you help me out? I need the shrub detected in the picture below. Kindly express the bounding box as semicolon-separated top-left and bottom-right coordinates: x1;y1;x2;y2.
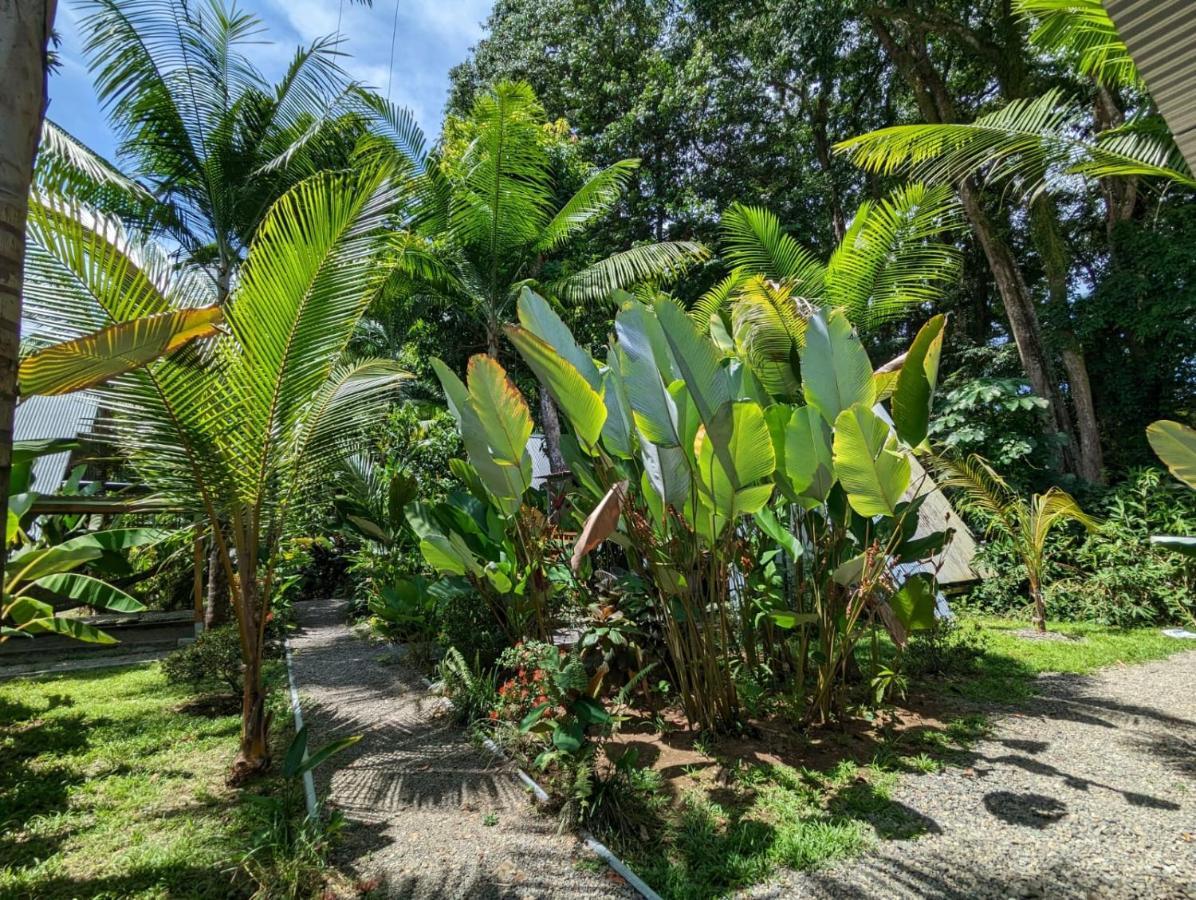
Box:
902;617;987;677
437;647;500;726
162;625;244;695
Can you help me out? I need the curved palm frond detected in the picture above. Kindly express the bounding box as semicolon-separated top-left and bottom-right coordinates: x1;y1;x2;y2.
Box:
690;272;744;331
825;184;962;329
1015;0;1142;91
449;81;554;274
927;451;1018;533
224;166;401;507
35;120;154;211
533;159;640;253
551;241;710;305
720;203;827;296
729;277;805;399
837;89;1196;194
18;305;223;397
1030;487;1099;550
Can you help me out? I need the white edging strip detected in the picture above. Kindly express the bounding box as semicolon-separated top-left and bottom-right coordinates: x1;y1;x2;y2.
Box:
283;639;319;819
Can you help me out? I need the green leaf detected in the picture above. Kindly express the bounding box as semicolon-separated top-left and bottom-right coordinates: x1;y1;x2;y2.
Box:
800;309;875;425
571;696;611;725
890;573;938;631
755;506;802;559
768;611;818;629
654;298;732;428
832;404;911;517
505;325;606;452
519;703;552;732
19;305;223;397
516;288;601;389
891;314;946;447
1146;420;1196;490
282;725;309;778
6;543;102;586
467;355;533;466
693;401;776;522
7;597;117;644
32;573;146;613
551;721;584;753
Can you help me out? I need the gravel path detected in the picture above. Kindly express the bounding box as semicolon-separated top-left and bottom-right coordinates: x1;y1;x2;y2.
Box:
287;600;635;899
747;649;1196;899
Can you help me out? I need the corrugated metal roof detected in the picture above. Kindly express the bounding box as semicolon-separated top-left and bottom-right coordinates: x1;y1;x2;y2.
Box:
1107;0;1196;170
13;394;98;491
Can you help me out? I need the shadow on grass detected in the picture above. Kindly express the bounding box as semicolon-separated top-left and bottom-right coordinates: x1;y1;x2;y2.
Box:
0;695;91;869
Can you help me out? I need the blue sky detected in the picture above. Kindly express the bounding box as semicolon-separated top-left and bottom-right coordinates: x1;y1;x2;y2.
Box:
48;0;495;162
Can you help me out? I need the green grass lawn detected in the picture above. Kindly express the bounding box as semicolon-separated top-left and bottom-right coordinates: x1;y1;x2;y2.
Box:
0;662;327;899
947;615;1193;703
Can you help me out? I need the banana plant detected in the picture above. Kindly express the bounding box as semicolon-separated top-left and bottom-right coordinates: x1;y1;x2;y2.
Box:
501;286;951;728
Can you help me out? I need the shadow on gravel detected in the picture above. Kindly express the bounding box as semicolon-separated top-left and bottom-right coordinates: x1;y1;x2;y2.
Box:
982;790;1067;828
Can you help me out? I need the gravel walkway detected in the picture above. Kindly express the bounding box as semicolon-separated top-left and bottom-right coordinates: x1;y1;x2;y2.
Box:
287;600;636;899
747;649;1196;899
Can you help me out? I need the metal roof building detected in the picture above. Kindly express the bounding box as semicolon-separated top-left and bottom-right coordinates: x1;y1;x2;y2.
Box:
1107;0;1196;170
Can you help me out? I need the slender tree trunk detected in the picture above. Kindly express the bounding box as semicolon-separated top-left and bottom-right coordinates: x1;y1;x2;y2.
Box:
231;572;270;781
1029;577;1047;633
538;388;567;474
0;0;57;586
870;16;1080;473
203;262;234;626
204;539;230;628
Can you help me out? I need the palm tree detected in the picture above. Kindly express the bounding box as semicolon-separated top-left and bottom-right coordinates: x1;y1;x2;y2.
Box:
388;82;708;469
691;184;963;388
0;0;57;586
932;453;1098;632
23;165;410;778
68;0;408;623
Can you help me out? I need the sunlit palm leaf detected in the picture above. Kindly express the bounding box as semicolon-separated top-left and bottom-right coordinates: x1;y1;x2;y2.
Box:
1016;0;1142;91
720;204;827;296
18;305;223;396
533;159;640;253
553;241;709;304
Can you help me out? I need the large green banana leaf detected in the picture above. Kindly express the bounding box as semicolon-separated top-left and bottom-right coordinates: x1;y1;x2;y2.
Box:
832;403;911;517
506;325;606;452
693;401;776;531
800;309;875;425
891;314;946;448
1147;420;1196;490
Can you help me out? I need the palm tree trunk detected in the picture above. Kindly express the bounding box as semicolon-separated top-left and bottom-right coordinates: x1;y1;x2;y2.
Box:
538;388;567;474
0;0;57;586
231;572;270;781
1029;578;1047;633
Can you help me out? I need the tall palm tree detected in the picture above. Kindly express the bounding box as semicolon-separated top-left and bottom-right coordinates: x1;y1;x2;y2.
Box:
23;166;410;778
0;0;57;586
388;82;708;469
71;0;409;623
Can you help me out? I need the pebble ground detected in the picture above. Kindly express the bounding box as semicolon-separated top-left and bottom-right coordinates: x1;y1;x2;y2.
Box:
288;600;635;899
746;649;1196;899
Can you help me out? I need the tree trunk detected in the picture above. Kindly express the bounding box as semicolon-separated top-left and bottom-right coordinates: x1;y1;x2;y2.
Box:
230;573;270;782
538;387;567;474
1061;345;1103;483
1029;579;1047;633
956;181;1077;467
204;538;230;628
870;15;1082;475
0;0;57;586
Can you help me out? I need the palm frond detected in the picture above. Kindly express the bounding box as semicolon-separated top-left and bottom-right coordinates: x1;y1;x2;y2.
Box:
35;120;154;210
928;452;1018;532
729;277;804;399
224;166;400;506
1015;0;1142;91
689;272;743;332
825;184;962;329
837;89;1196;193
533;159;639;253
720;203;827;296
1031;486;1099;550
551;241;709;305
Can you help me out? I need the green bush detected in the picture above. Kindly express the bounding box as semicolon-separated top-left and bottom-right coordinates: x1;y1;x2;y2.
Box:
961;469;1195;626
162;625;244;695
